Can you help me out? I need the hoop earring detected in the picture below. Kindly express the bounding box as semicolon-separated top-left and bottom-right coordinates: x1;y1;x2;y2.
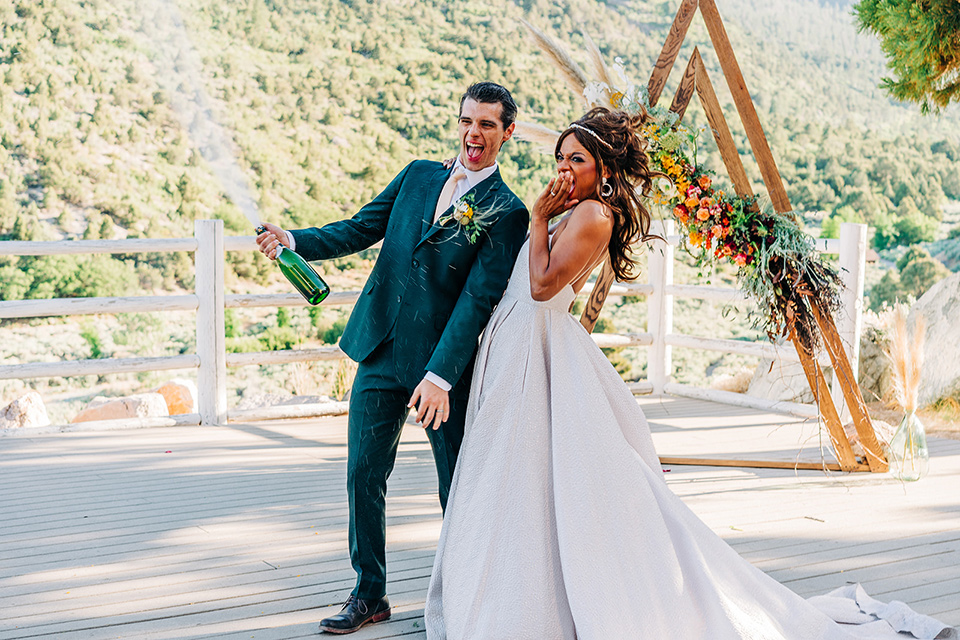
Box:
601;177;613;198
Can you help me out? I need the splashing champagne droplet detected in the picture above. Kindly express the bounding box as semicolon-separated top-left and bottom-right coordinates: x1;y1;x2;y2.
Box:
142;0;263;228
142;1;329;304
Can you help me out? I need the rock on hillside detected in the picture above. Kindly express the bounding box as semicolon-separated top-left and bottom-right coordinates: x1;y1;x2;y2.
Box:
1;392;51;430
911;272;960;407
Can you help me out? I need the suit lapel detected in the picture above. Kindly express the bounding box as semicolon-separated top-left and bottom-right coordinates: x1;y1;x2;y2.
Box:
418;168;504;249
421;167;451;238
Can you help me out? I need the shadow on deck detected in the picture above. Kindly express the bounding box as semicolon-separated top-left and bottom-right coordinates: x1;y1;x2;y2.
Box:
1;396;959;639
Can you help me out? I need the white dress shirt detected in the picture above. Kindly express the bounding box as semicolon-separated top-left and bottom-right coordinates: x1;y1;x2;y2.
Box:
433;159;498;223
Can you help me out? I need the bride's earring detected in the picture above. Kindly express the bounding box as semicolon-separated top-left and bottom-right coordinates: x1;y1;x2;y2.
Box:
601;177;613;198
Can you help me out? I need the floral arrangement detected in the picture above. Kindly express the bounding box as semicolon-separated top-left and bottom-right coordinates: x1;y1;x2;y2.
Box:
628;85;842;352
439;192;484;243
515;22;843;352
437;192;511;245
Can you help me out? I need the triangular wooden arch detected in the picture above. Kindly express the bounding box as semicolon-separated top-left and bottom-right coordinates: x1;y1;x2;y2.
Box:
579;0;887;473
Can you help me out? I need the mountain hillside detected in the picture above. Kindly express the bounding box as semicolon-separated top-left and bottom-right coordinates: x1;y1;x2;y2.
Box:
0;0;958;301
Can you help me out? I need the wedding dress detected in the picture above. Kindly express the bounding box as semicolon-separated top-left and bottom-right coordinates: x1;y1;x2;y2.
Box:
424;238;952;640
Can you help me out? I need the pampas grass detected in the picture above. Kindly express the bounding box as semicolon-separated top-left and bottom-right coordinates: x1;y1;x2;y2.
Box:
887;303;925;414
513;121;561;153
521;19;589;101
582;31;615;104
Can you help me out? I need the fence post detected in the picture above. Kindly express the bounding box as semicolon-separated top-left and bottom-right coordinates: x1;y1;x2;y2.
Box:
195;219;227;425
647;219;674;395
830;222;867;423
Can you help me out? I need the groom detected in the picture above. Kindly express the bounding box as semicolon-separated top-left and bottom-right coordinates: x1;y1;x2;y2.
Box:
257;82;528;634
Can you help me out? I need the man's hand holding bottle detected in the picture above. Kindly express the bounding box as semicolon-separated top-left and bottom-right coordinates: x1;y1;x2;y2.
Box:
256;223;290;260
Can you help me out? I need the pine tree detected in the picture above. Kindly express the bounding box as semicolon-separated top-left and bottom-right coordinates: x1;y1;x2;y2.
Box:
854;0;960;113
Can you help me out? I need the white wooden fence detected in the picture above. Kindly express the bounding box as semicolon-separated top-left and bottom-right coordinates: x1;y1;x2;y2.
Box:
0;219;867;428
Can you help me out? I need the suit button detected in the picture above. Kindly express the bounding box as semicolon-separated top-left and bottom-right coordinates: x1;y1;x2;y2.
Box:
397;295;402;304
412;259;419;269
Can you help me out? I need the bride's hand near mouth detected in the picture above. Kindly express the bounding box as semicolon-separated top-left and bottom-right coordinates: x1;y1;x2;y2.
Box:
532;173;579;224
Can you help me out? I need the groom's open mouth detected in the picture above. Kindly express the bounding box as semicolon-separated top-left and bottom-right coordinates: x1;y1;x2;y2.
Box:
465;142;484;163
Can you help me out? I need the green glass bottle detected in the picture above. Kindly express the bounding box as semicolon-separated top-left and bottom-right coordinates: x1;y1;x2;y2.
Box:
257;226;330;305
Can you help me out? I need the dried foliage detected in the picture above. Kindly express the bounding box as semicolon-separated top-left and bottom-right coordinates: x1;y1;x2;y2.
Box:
887;304;926;414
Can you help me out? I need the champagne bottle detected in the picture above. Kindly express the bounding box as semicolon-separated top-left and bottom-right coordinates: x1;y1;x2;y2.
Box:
257;226;330;305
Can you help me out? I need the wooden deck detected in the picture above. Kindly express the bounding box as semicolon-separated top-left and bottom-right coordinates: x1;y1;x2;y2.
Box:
2;396;959;639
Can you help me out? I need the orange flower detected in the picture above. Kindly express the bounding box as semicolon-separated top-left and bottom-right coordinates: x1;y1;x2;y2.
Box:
697;208;711;221
698;175;712;190
690;231;703;246
734;254;748;266
700;197;713;208
672;206;687;219
685;196;700;210
711;224;723;238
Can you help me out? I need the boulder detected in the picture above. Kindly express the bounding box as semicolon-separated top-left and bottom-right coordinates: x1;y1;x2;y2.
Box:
152;379;197;415
235;392;333;411
72;393;169;423
909;271;960;407
1;391;51;430
858;323;892;404
747;357;816;405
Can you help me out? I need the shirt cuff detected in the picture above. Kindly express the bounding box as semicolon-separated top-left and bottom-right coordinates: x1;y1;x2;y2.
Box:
424;372;452;392
285;230;295;251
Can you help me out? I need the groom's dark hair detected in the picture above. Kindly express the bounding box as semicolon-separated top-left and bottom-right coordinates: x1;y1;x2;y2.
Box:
460;82;518;129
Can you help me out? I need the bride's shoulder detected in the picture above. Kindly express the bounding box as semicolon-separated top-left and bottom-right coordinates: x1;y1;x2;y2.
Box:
571;199;613;227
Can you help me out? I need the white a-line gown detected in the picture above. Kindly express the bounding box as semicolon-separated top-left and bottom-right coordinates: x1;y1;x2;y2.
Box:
423;238;952;640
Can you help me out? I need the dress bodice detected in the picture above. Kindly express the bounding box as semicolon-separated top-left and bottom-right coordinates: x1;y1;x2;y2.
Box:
500;239;577;313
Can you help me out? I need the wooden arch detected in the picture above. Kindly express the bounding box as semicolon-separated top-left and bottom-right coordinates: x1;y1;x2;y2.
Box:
578;0;887;473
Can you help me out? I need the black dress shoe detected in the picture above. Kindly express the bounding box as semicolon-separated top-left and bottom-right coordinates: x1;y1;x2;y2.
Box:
318;595;391;634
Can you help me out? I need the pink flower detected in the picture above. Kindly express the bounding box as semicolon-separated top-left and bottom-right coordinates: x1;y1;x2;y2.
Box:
734;254;748;266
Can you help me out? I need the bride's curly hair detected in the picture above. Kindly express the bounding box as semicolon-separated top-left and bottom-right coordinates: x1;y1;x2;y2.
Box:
556;107;658;281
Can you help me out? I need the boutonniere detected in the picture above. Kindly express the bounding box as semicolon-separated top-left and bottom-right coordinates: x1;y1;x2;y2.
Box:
438;192;509;244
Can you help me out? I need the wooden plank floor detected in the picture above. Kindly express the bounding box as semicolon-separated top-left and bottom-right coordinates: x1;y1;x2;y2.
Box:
2;396;959;639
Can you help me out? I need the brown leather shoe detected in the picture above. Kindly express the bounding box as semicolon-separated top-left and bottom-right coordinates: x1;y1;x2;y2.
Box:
318;595;391;634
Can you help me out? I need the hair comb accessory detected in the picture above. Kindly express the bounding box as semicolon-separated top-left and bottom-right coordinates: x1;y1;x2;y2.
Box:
569;123;614;149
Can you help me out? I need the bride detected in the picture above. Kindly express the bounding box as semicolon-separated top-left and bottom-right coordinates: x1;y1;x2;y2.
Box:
422;107;951;640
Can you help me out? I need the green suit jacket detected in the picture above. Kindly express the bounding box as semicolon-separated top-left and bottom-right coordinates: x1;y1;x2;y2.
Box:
290;160;529;388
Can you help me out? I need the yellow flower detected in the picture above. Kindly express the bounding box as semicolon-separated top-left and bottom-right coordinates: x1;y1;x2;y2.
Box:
690;231;704;246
